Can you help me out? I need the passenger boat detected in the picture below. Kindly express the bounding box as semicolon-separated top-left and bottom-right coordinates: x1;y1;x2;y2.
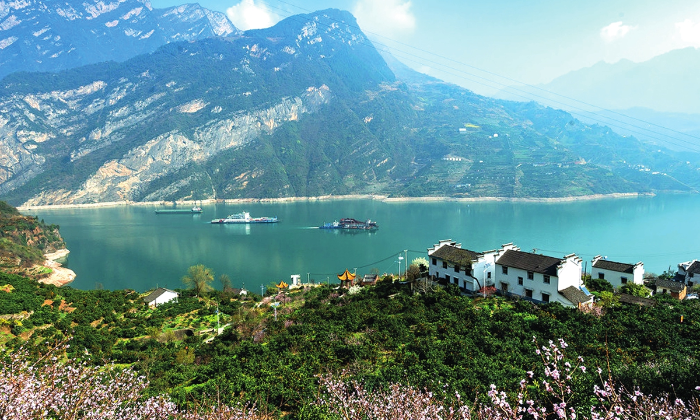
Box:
211;212;278;224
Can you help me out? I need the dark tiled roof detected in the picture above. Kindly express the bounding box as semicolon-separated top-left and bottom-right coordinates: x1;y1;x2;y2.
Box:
143;287;177;303
687;260;700;275
593;259;634;274
431;245;481;266
496;250;561;276
618;293;655;307
559;286;593;305
655;279;686;292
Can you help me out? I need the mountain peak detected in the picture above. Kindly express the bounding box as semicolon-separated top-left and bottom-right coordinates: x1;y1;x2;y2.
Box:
0;0;239;80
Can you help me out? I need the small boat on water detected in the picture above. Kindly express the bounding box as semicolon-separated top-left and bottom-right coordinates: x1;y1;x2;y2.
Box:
155;206;202;214
211;212;278;224
319;218;378;230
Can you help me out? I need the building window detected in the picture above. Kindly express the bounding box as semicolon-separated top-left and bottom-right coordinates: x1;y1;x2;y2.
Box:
543;275;550;284
487;272;492;279
443;261;448;269
542;293;550;303
518;277;524;285
445;275;451;283
432;258;437;266
621;276;628;284
502;266;508;275
527;271;534;280
454;265;460;273
598;272;605;280
501;282;509;292
525;289;533;298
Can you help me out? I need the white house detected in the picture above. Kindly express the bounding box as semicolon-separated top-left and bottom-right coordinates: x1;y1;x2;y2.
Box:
591;256;644;288
676;260;700;287
494;248;592;308
427;240;515;293
143;287;179;307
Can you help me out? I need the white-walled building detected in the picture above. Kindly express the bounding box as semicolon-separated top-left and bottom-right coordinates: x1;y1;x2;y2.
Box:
676;260;700;287
494;248;592;308
427;240;515;293
591;256;644;288
143;287;179;307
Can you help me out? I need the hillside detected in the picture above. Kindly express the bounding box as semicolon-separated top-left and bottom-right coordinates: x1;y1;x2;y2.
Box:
0;200;68;281
0;270;699;417
1;9;700;206
0;0;239;80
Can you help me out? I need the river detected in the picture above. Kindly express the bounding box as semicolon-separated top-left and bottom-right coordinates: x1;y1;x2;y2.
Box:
24;194;700;292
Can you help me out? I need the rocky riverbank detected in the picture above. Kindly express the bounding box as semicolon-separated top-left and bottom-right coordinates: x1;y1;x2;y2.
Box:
16;192;654;211
37;249;75;287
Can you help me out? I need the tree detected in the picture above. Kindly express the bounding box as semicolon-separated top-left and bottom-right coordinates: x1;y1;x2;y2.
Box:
219;274;232;292
406;264;421;282
182;264;214;297
619;282;651;298
585;277;613;293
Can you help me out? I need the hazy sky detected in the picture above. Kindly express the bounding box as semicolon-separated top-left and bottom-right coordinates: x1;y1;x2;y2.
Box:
149;0;700;95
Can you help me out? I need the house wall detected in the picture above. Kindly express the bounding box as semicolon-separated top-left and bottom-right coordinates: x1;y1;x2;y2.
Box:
152;291;178;306
494;264;563;304
428;244;510;293
633;264;644;285
495;255;581;307
591;263;643;288
557;255;582;291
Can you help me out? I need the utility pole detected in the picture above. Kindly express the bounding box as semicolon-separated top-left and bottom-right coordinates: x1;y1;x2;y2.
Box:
404;250;408;279
216;301;220;335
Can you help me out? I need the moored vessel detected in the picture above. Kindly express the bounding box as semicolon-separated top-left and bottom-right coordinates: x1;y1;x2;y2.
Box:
319;218;378;230
211;212;278;224
155;206;202;214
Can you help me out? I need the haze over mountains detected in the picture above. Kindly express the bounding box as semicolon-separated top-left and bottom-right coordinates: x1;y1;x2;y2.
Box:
497;47;700;150
1;2;699;206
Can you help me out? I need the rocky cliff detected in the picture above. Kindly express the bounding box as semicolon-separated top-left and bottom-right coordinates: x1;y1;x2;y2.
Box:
0;0;239;80
1;9;699;205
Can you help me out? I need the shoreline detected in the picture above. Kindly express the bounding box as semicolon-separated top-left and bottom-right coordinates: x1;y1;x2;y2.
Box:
37;249;76;288
16;192;656;211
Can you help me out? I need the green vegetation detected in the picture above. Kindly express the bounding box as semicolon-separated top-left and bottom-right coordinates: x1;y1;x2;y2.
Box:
1;267;699;418
0;201;65;276
182;264;215;297
3;18;699;205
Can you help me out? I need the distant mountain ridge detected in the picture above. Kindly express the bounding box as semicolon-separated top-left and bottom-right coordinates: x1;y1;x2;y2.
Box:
498;47;700;115
0;0;239;80
1;8;699;206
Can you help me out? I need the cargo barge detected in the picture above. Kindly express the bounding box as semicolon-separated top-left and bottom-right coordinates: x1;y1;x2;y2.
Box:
155;206;202;214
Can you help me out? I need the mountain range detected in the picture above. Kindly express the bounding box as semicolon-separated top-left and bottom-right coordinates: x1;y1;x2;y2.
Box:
0;0;238;80
496;47;700;151
1;5;699;206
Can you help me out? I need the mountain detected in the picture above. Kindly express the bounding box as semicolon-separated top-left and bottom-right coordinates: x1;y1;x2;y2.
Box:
1;9;699;206
498;47;700;115
0;0;239;80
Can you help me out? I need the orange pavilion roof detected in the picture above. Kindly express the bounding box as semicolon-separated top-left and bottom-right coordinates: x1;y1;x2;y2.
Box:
337;269;356;281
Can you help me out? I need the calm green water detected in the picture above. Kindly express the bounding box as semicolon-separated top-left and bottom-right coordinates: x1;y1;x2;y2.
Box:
25;194;700;292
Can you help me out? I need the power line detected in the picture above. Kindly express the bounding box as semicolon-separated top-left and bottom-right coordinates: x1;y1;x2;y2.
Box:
254;0;700;152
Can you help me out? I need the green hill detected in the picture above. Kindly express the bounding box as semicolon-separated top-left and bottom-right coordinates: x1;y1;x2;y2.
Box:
1;9;699;206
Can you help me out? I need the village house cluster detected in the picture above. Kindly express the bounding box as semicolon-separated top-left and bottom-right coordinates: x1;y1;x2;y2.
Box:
427;239;699;307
